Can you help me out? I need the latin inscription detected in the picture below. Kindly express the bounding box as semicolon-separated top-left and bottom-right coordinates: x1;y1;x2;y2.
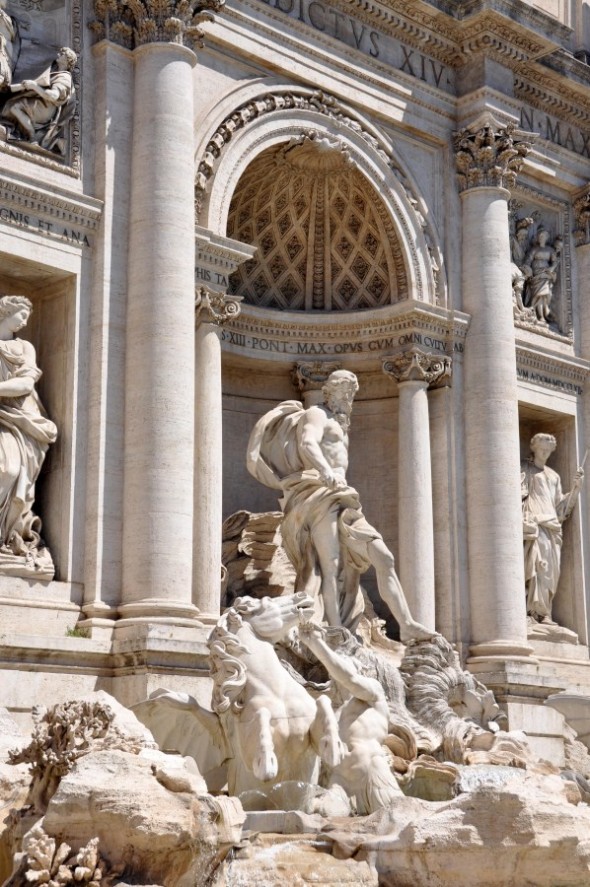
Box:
222;329;465;355
520;106;590;158
195;266;229;286
517;366;582;395
254;0;454;92
0;206;91;246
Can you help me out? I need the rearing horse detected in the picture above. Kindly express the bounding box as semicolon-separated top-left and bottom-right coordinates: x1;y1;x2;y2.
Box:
134;593;343;798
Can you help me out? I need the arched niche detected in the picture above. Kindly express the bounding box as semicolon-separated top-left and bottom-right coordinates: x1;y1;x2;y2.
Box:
195;85;445;309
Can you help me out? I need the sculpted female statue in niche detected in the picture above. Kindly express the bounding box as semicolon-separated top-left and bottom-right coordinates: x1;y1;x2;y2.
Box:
0;296;57;578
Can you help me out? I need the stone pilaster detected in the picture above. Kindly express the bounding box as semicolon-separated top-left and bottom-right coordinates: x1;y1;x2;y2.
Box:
454;119;533;659
383;347;450;630
292;361;342;407
194;288;242;620
116;9;200;624
574;185;590;624
83;40;134;623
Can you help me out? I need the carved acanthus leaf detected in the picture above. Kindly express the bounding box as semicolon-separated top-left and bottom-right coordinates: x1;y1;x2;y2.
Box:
291;361;343;396
454;121;534;193
89;0;224;48
574;187;590;247
195;287;242;325
383;347;452;387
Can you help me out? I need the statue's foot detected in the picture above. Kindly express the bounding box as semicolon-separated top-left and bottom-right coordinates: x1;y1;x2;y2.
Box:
540;615;556;625
400;621;437;643
253;749;278;782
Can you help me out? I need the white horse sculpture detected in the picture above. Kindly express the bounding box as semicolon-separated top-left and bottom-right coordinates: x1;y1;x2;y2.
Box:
134;593;344;798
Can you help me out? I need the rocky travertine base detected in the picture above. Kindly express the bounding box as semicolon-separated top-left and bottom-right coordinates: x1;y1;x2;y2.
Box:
3;695;590;887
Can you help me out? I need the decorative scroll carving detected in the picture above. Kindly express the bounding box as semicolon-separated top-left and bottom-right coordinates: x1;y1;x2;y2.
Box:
454;121;533;193
195;287;242;326
574;187;590;247
89;0;224;49
292;361;343;398
383;347;452;387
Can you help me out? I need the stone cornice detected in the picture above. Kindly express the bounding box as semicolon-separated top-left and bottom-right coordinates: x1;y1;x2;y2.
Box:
220;301;469;367
89;0;225;49
0;172;102;232
516;340;589;395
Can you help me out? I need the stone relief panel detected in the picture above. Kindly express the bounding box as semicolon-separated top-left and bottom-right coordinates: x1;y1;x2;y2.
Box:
0;0;79;168
509;196;571;340
226;135;407;312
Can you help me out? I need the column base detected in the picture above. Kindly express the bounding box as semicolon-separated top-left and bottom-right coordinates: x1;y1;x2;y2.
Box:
117;599;203;626
468;639;535;662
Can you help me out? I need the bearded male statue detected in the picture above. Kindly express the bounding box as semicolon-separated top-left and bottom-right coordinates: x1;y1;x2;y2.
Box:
247;369;430;640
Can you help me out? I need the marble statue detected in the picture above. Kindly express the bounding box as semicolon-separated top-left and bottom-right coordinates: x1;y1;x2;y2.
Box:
523;227;563;323
0;47;77;155
522;433;584;625
134;593;344;799
247;369;430;641
510;215;534;312
0;296;57;577
298;620;402;814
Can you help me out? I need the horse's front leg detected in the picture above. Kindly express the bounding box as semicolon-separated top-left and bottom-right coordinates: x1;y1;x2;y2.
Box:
310;695;346;768
249;706;278;782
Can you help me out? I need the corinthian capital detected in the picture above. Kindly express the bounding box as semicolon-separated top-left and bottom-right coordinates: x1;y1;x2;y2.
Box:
195;287;241;326
291;361;343;398
574;186;590;247
383;347;452;387
90;0;224;49
454;121;533;193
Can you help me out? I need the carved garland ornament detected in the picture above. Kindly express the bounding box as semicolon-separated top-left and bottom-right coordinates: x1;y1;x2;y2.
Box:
89;0;224;48
454;122;534;193
383;346;451;387
194;89;444;300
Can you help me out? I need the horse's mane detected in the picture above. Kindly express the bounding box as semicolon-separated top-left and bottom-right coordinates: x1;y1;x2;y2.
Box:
209;619;250;715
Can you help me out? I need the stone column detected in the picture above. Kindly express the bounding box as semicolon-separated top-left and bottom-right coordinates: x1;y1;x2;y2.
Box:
115;5;203;624
383;347;450;631
193;289;242;620
454;120;533;658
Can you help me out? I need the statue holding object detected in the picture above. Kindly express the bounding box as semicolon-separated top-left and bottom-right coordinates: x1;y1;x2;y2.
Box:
522;433;584;628
247;369;430;641
0;46;77;155
0;296;57;578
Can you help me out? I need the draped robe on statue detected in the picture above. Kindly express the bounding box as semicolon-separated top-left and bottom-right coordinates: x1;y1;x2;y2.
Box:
0;338;57;562
247;401;380;628
521;458;570;620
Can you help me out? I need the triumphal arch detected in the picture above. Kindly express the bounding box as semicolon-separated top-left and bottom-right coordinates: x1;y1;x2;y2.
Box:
0;0;590;795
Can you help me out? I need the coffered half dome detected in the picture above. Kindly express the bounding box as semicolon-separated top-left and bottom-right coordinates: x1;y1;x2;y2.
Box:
227;134;408;312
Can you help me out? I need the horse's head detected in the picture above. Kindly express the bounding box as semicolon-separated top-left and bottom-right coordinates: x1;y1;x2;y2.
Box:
231;592;314;643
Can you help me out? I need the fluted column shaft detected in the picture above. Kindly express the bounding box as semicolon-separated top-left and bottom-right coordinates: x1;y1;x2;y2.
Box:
120;42;198;620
